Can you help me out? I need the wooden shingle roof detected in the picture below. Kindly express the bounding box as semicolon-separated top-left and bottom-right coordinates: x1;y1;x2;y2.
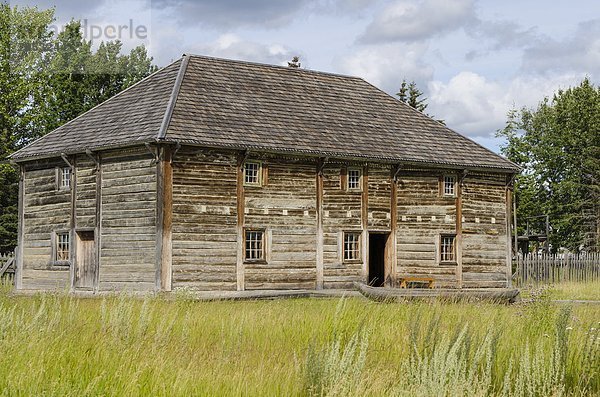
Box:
12;54;518;172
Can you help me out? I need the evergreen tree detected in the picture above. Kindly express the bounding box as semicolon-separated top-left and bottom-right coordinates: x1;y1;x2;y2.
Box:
396;79;428;113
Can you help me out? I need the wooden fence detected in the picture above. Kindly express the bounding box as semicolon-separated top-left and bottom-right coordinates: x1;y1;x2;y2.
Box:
0;250;15;280
513;252;600;286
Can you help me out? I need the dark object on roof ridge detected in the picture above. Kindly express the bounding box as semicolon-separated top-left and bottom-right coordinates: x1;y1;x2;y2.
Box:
10;54;519;172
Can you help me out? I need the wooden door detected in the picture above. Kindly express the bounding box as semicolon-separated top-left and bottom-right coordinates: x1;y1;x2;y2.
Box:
75;231;96;289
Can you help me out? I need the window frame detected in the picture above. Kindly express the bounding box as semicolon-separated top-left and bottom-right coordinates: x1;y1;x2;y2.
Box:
52;230;71;264
244;228;266;263
342;231;362;263
442;175;456;197
57;167;72;191
439;234;457;264
243;161;262;187
347;167;362;191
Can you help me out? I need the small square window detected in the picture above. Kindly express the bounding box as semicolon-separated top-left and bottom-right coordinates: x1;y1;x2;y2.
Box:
343;232;361;261
244;162;261;186
440;235;456;263
245;230;265;261
348;168;361;190
60;167;71;189
56;232;70;261
443;176;455;196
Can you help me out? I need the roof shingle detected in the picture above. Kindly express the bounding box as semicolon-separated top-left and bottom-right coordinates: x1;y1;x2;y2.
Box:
11;54;518;172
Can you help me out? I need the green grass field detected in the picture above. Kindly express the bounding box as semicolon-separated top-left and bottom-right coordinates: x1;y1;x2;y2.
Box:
0;282;598;396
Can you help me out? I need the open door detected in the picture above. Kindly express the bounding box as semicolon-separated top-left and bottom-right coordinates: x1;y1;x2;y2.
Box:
75;230;97;290
368;233;389;287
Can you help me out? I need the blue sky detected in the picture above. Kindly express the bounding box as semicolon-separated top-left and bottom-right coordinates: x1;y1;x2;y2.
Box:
13;0;600;153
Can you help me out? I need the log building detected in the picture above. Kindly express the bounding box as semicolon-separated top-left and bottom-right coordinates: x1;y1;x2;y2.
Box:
10;55;519;292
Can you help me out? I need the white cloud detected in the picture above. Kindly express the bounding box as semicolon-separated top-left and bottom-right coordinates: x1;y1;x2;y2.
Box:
427;71;586;139
521;19;600;77
188;34;298;66
150;0;314;29
359;0;476;43
338;42;434;91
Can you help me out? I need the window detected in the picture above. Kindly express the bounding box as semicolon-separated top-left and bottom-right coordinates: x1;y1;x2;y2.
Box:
440;235;456;263
244;162;261;186
56;232;70;261
443;176;455;196
245;230;265;261
343;232;361;261
60;167;71;189
348;168;361;190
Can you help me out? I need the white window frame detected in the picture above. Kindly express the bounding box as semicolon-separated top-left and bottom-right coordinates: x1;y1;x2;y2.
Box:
347;168;362;191
440;234;456;263
58;167;72;190
343;231;362;262
243;161;262;187
244;229;265;262
54;231;71;262
443;175;456;197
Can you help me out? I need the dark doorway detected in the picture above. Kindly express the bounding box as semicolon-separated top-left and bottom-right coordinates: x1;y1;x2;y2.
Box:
368;233;388;287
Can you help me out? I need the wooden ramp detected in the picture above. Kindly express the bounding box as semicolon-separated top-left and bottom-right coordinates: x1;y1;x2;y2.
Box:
354;282;520;304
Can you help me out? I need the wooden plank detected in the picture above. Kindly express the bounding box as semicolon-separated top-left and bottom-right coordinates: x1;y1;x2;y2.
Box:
236;152;245;291
156;146;173;291
69;156;77;291
455;172;463;288
16;165;24;289
361;164;368;281
389;166;398;286
316;158;324;289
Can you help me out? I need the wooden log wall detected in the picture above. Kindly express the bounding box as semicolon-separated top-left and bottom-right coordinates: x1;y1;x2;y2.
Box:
99;149;157;291
243;157;317;290
461;174;508;288
396;174;459;287
18;145;512;292
75;157;98;229
171;148;238;290
321;164;363;289
20;160;72;290
367;166;392;231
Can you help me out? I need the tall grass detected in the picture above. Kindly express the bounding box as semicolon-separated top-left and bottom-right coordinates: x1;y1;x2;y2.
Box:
0;288;598;396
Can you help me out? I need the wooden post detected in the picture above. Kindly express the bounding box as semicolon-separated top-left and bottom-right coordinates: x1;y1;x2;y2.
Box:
316;158;324;290
70;156;77;291
506;177;514;288
455;172;464;288
15;165;24;290
388;165;399;287
156;147;173;292
236;152;246;291
95;153;102;292
361;164;369;282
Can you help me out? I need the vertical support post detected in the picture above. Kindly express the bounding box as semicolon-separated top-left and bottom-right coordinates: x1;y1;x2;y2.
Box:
455;171;465;288
388;165;399;287
361;164;369;282
316;158;324;290
95;153;102;292
506;176;514;288
15;165;24;290
70;156;77;291
156;147;173;292
513;188;518;255
236;152;246;291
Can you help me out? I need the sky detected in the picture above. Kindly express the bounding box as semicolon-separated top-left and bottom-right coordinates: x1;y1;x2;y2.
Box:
12;0;600;153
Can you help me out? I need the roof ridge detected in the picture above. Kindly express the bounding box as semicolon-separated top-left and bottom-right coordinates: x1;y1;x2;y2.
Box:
185;53;363;81
9;58;182;160
157;54;190;140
